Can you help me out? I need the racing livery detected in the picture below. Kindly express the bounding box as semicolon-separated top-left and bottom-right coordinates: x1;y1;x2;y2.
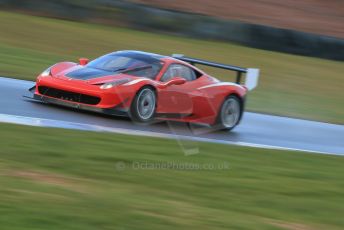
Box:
27;50;259;130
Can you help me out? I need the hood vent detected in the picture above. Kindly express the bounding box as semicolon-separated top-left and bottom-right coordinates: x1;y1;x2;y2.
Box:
66;67;111;80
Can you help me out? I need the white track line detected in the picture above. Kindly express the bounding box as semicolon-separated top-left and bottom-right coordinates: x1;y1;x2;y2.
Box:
0;113;337;155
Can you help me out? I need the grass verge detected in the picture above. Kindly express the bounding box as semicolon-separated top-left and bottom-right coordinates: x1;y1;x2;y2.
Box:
0;11;343;123
0;123;343;229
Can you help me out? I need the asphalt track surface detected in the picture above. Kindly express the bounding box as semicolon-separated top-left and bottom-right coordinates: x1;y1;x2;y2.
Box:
0;77;343;155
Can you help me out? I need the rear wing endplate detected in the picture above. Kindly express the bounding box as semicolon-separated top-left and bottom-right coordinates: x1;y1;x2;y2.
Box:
172;54;259;90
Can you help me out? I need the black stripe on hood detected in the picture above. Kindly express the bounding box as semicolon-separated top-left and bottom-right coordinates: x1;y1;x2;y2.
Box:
66;67;111;80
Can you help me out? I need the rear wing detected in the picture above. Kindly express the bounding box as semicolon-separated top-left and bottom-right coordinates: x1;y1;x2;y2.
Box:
172;54;260;90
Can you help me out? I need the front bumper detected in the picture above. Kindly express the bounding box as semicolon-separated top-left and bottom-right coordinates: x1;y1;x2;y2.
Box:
36;94;128;116
25;86;128;117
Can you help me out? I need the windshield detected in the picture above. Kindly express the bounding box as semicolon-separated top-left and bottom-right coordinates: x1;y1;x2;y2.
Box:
87;53;163;79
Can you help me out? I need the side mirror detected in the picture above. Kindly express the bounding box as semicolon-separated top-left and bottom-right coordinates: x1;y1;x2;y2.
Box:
79;58;89;66
165;77;186;87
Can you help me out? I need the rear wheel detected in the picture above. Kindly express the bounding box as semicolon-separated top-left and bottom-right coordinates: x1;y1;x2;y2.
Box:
216;95;242;131
130;87;156;123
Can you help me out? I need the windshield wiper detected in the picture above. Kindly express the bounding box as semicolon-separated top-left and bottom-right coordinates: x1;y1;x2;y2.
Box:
112;67;128;72
114;65;152;73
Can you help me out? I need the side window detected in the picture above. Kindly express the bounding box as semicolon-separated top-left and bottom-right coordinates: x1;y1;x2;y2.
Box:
161;64;197;82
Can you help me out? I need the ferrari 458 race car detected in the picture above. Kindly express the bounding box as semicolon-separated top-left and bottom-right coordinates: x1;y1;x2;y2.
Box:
27;50;259;131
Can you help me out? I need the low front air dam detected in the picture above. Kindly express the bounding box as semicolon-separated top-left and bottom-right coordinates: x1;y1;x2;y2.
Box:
32;93;128;117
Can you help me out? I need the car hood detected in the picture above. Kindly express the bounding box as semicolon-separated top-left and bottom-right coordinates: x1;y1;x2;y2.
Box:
54;65;137;85
65;67;112;80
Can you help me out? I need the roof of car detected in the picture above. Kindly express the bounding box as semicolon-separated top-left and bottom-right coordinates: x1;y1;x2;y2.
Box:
110;50;166;62
108;50;195;67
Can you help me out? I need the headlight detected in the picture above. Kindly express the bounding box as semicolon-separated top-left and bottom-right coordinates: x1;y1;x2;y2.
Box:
40;67;51;77
100;79;130;89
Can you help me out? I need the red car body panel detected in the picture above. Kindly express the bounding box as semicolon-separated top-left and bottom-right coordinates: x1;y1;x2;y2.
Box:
33;51;248;125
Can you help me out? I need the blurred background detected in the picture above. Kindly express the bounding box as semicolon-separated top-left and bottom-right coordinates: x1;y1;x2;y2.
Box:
0;1;344;229
0;0;343;123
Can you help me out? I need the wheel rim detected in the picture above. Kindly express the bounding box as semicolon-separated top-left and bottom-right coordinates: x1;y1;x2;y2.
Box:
221;97;240;128
137;88;155;120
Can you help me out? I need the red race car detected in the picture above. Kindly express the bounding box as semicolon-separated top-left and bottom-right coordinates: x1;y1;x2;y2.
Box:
27;50;259;131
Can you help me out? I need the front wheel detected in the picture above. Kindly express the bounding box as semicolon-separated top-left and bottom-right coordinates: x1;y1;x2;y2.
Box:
130;87;156;123
215;95;242;131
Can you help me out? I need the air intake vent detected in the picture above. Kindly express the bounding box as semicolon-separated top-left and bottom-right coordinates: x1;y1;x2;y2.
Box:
38;86;100;105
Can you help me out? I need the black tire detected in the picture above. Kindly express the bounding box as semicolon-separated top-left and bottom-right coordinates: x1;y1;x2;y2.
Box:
130;86;156;123
214;95;242;131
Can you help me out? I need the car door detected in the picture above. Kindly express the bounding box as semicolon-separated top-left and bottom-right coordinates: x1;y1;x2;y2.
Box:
156;64;201;116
